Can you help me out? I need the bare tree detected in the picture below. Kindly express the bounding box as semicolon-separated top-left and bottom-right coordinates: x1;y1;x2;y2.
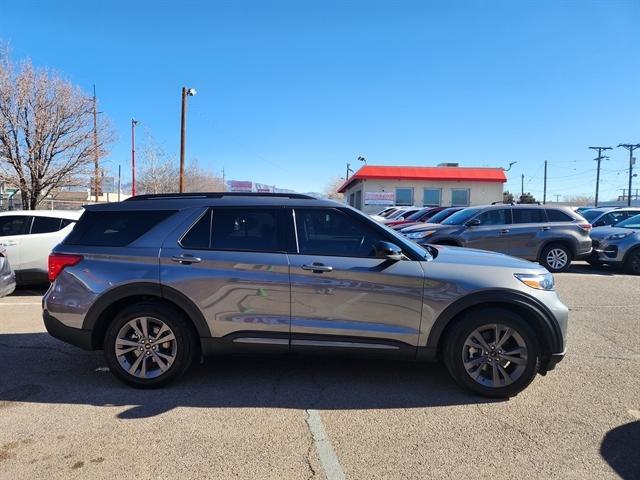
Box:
137;134;224;194
324;176;345;201
0;49;114;209
563;194;595;206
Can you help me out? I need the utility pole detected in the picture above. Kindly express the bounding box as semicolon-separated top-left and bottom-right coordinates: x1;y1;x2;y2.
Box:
131;119;138;196
118;164;121;202
589;146;612;207
521;173;524;199
346;162;354;180
92;85;99;202
222;167;226;191
543;160;548;204
555;194;560;203
618;143;640;207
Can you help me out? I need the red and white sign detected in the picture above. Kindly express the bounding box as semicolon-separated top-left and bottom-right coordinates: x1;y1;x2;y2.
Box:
364;191;394;205
228;180;253;192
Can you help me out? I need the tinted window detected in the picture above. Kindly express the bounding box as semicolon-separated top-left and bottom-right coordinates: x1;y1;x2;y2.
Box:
395;188;413;206
60;218;75;229
211;209;280;252
295;208;386;257
64;210;175;246
0;216;29;236
30;216;62;234
546;209;574;222
404;208;432;222
451;189;470;206
594;211;628;227
616;214;640;229
476;209;508;226
423;189;441;206
428;208;462;223
581;209;604;222
180;210;212;249
513;209;546;224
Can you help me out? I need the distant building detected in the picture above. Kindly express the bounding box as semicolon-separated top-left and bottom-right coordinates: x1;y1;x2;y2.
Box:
337;164;507;213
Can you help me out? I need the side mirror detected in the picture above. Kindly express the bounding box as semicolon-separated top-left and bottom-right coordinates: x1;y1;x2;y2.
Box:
374;241;403;261
465;218;481;227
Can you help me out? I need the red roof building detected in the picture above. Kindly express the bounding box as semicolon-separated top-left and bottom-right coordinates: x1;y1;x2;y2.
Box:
338;164;507;212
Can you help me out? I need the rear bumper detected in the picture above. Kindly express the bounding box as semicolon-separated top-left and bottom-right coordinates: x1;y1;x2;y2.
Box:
43;310;93;350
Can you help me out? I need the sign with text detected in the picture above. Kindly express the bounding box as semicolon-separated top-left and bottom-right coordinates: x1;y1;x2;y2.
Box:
364;191;394;205
227;180;253;192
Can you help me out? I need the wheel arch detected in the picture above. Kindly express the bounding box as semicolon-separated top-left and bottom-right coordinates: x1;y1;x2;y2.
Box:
537;238;576;262
427;289;564;371
83;282;211;349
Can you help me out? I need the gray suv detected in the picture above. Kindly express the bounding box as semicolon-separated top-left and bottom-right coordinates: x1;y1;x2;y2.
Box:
43;193;568;398
400;204;592;272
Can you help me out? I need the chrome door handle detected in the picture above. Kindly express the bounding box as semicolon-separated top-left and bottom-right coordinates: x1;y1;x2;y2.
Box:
499;229;510;234
540;226;551;231
301;264;333;273
171;254;202;264
2;241;17;246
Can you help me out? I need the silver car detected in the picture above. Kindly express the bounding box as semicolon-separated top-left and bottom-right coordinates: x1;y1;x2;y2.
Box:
589;214;640;274
43;193;568;398
0;246;16;298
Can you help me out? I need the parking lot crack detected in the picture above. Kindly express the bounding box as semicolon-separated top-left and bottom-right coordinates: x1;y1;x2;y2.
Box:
475;404;544;448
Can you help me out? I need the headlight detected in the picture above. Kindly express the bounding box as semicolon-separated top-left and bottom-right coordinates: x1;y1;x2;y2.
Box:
405;230;435;239
514;272;555;291
605;232;632;241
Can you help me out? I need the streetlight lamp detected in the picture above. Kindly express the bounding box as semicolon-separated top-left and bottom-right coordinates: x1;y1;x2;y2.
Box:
357;155;367;165
179;87;197;193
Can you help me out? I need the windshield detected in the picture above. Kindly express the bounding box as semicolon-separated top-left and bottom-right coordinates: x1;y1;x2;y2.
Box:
404;208;432;222
615;214;640;229
441;207;481;225
428;208;460;223
581;209;606;221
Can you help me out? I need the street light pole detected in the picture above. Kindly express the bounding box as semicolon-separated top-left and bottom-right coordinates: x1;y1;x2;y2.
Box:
179;87;197;193
131;119;138;196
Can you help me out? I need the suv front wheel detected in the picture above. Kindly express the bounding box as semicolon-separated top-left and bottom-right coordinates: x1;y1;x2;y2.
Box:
104;303;197;388
444;308;540;398
540;243;572;273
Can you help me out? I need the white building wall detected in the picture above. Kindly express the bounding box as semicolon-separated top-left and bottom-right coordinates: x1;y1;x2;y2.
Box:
344;179;504;213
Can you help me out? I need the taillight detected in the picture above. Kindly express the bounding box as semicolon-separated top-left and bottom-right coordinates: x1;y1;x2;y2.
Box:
578;223;592;233
48;253;83;282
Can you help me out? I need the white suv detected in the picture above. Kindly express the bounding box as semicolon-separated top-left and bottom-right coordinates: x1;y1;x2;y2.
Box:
0;210;82;284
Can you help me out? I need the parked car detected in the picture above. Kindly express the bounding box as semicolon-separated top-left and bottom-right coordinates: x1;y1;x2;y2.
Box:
384;206;444;227
399;204;592;272
0;210;82;284
393;207;464;231
0;247;16;298
581;207;640;228
369;206;409;222
588;213;640;274
44;193;567;398
381;206;421;222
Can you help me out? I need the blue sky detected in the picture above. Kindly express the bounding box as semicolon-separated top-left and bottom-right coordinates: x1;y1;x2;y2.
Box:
2;0;639;199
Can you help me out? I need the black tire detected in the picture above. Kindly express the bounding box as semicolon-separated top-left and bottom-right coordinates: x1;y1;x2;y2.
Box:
104;302;197;388
625;248;640;275
540;243;572;273
443;308;541;398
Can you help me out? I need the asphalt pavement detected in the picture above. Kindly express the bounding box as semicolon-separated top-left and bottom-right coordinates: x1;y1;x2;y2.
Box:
0;263;638;479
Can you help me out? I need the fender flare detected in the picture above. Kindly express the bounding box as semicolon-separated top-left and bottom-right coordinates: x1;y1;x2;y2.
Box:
425;289;564;354
82;282;211;343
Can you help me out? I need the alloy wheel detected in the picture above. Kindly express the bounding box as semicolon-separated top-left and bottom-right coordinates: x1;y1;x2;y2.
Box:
546;248;568;270
115;316;178;379
462;323;528;388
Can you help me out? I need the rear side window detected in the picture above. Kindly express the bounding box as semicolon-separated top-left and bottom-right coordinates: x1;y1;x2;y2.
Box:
180;211;212;249
475;209;509;226
64;210;175;246
31;216;63;234
546;209;574;222
0;216;29;236
212;209;280;251
512;209;546;224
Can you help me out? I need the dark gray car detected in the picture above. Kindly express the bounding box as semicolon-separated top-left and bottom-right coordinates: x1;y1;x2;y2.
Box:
43;193;568;398
400;204;592;273
588;214;640;274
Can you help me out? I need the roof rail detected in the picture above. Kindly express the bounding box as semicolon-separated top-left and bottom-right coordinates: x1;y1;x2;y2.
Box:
124;192;316;201
491;201;515;205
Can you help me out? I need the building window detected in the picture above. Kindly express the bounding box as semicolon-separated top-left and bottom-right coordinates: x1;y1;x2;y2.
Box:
355;190;362;210
395;188;413;206
423;189;441;207
451;188;470;206
349;193;355;207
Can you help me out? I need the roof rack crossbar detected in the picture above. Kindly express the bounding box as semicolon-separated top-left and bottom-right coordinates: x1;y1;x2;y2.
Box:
125;192;315;201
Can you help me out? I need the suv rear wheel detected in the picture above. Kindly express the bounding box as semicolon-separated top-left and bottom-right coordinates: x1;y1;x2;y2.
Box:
540;243;572;272
104;303;197;388
625;248;640;275
444;308;540;398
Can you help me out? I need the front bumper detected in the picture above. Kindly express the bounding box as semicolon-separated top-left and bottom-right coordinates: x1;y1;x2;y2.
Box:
543;347;566;373
591;239;625;264
43;310;93;350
